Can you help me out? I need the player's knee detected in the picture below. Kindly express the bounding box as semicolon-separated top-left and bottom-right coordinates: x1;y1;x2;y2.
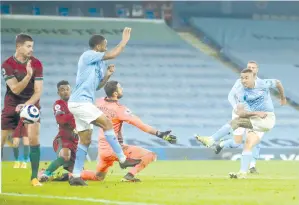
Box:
95;172;106;181
29;137;39;146
61;155;71;162
149;152;157;162
244;138;254;150
22;137;29;146
13;139;20;147
234;136;243;144
81;137;91;145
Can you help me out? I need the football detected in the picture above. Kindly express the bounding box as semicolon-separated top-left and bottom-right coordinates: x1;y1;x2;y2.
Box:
20;104;40;123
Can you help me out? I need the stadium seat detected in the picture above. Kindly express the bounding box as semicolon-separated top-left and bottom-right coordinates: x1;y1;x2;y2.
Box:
1;4;10;14
32;6;41;15
58;7;69;16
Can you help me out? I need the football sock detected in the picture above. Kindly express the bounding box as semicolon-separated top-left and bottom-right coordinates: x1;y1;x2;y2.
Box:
104;129;126;163
30;145;41;180
72;144;88;178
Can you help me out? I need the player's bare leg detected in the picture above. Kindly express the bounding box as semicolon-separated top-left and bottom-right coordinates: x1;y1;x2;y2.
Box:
27;123;42;186
230;131;260;179
20;137;30;168
39;148;71;182
92;115;141;169
12;137;21;168
196;118;253;147
70;115;140;186
1;130;12;160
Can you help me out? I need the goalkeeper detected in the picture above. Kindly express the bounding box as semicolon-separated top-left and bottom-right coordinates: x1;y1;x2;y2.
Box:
81;80;176;182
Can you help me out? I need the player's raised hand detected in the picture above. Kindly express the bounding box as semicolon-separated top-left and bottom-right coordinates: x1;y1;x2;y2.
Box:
26;60;33;77
280;97;287;106
106;64;115;76
122;27;132;43
156;130;177;144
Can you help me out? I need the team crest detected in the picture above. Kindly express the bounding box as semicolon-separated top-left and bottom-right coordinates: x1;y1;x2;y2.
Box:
124;108;132;115
2;68;6;78
54;104;61;111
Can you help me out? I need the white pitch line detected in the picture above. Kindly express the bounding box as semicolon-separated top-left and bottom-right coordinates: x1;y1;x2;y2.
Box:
107;173;299;180
1;193;162;205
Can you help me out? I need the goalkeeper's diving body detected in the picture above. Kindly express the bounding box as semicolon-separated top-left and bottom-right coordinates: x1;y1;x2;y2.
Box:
81;81;177;182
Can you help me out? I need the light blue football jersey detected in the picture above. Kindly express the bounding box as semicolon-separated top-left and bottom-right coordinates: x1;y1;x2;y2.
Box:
69;50;106;103
233;78;277;112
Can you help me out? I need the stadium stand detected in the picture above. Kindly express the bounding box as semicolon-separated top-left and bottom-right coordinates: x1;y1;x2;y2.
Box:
1;15;299;160
189;18;299;104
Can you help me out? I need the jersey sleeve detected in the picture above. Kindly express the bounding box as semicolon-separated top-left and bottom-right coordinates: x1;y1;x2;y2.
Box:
263;79;277;89
228;79;240;109
1;62;15;81
118;107;153;133
34;59;43;81
53;101;76;129
84;50;105;64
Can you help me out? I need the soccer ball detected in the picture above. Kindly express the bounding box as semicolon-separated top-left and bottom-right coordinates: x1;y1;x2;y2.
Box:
20;105;40;124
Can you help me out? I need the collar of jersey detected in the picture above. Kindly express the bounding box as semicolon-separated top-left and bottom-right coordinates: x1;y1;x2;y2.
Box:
104;97;118;102
13;55;29;65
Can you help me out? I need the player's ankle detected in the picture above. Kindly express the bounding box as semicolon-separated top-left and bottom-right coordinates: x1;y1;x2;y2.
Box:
72;174;81;178
44;170;52;176
125;172;134;179
119;156;126;163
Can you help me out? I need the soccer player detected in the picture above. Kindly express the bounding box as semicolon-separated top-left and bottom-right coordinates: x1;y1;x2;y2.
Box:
214;61;263;173
68;28;141;186
1;33;43;186
39;80;78;182
196;68;286;178
81;81;177;182
214;61;287;173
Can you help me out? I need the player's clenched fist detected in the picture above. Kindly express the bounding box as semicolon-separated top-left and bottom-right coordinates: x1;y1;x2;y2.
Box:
122;27;132;43
156;130;177;144
107;64;115;76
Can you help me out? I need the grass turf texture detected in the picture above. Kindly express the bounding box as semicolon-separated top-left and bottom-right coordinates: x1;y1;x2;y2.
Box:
1;161;298;205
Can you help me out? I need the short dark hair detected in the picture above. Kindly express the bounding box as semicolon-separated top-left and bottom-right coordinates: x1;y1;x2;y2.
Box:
89;34;105;48
57;80;70;89
16;33;33;45
104;81;119;97
247;60;258;66
241;68;253;74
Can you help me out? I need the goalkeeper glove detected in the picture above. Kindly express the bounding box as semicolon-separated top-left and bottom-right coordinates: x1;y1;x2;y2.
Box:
156;130;177;144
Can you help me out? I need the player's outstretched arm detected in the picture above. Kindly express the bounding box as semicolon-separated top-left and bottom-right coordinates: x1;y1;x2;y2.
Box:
228;79;240;111
97;65;115;90
235;104;267;118
122;110;176;144
103;28;131;60
275;80;287;105
4;60;33;95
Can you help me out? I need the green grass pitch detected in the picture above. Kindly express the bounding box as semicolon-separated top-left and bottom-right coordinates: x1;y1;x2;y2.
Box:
1;161;298;205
